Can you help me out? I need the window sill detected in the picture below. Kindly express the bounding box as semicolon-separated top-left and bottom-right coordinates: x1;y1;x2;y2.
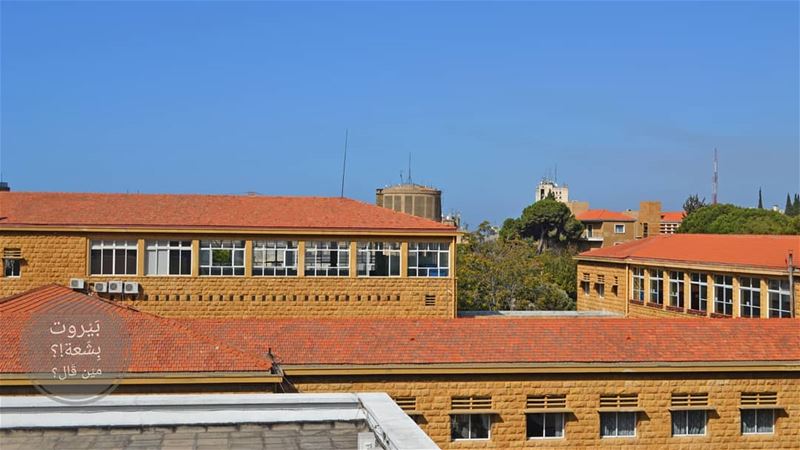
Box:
686;309;707;317
710;312;732;318
665;305;684;313
646;302;664;309
629;299;644;305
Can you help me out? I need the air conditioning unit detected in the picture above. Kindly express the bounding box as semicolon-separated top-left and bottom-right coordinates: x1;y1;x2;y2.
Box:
123;282;139;294
69;278;85;290
93;282;108;293
107;281;123;294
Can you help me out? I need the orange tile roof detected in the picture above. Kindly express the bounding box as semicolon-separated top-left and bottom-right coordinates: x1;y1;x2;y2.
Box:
182;317;800;366
577;234;800;270
0;192;455;232
575;209;636;222
660;211;685;222
0;286;271;374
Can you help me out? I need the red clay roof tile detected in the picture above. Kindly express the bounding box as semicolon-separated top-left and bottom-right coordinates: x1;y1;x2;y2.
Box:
0;286;271;374
660;211;685;222
577;233;800;270
182;317;800;366
576;209;637;222
0;192;455;232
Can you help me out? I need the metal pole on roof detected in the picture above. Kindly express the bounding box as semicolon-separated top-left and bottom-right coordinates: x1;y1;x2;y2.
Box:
789;251;795;318
340;129;348;198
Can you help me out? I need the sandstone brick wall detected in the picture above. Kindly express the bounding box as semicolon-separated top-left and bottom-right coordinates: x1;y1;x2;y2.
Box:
0;232;455;318
291;371;800;449
576;262;628;314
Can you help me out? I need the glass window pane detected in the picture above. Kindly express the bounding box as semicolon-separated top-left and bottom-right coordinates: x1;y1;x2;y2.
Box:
757;410;773;433
451;415;470;440
526;413;544;438
180;250;192;275
91;249;102;275
672;411;687;435
618;412;635;436
688;410;705;435
102;249;114;274
600;412;614;437
126;249;137;274
742;410;756;434
472;414;490;439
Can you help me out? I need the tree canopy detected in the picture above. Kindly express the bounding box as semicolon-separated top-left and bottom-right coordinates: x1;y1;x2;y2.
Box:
683;194;708;215
457;221;576;311
499;199;583;253
678;203;800;235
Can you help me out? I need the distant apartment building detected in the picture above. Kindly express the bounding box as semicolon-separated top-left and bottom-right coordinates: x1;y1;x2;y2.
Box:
575;233;799;319
535;178;569;203
0;192;458;318
571;201;686;248
660;211;685;234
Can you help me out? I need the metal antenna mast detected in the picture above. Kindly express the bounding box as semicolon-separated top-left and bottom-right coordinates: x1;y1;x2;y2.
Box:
340;129;348;198
712;148;719;205
407;153;412;184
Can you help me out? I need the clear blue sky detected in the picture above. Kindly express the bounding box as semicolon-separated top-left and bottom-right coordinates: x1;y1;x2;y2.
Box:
2;1;798;228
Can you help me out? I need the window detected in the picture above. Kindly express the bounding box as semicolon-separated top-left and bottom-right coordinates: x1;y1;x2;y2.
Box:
614;224;625;234
451;414;490;440
145;240;192;276
581;273;591;296
527;413;564;439
768;279;792;318
252;241;298;276
714;275;733;315
739;277;761;318
600;412;636;437
669;271;684;308
526;394;566;439
90;240;137;275
199;240;244;276
671;393;709;437
632;267;645;301
3;248;21;277
596;274;605;298
408;242;449;277
672;410;706;436
305;241;349;276
357;242;400;277
649;269;663;304
741;410;774;435
690;273;708;311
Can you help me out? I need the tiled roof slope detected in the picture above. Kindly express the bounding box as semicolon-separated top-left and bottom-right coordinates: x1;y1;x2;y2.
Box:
577;234;800;270
660;211;685;222
0;192;455;232
183;317;800;366
0;285;271;374
575;209;636;222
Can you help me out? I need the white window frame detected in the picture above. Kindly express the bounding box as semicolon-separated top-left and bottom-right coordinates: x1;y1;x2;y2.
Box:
199;240;245;276
252;240;298;276
305;241;350;277
145;240;192;276
714;275;734;315
671;410;707;437
614;224;625;234
3;258;21;278
90;240;138;276
768;279;792;318
669;271;684;308
739;277;762;318
632;267;645;301
450;414;491;441
690;273;708;311
408;242;450;277
526;412;565;440
649;269;664;304
741;409;775;435
357;242;401;277
600;411;637;438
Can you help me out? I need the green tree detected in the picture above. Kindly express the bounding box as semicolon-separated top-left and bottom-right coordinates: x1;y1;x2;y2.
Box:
795;194;800;215
757;188;763;209
500;199;583;253
683;194;708;215
785;194;794;216
678;204;800;235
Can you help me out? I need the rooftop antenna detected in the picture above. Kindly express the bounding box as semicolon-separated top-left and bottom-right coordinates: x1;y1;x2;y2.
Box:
712;148;719;205
339;129;348;198
555;164;558;184
407;153;412;185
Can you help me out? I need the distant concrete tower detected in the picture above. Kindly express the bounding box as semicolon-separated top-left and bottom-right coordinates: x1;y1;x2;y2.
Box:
376;183;442;222
535;178;569;203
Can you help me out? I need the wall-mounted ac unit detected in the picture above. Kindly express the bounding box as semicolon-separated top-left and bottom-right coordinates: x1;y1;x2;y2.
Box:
107;281;123;294
93;282;108;293
123;282;139;294
69;279;85;290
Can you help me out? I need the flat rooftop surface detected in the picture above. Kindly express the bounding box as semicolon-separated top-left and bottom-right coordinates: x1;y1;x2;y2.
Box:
0;422;367;450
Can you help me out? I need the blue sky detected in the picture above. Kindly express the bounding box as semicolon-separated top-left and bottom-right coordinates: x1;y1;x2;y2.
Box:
1;1;798;228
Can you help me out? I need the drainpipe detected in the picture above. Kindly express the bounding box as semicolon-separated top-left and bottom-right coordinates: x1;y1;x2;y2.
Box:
789;251;796;318
625;262;630;318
